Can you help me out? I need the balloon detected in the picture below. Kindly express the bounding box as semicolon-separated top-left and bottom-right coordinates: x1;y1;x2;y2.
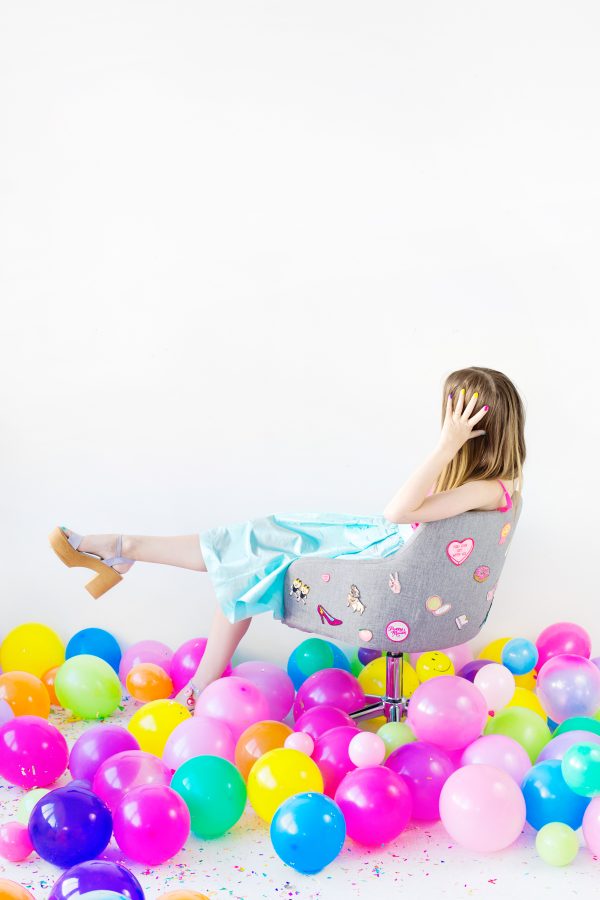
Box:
334;766;412;846
411;643;474;673
284;731;314;755
377;721;417;758
537;730;600;763
536;655;600;723
287;639;335;690
474;664;515;712
234;720;293;780
48;860;144;900
0;715;68;788
16;788;50;825
119;640;173;684
0;881;35;900
55;655;122;719
247;747;324;822
294;706;354;741
0;671;50;718
70;894;129;900
407;676;488;750
311;725;360;796
415;652;454;682
42;667;61;706
231;661;295;721
66;628;122;673
461;734;531;783
555;716;600;738
293;669;365;721
194;676;270;743
113;784;190;864
170;637;232;694
478;638;537;689
163;715;236;769
458;659;494;682
126;664;173;702
582;796;600;854
171;755;246;838
506;686;546;719
270;792;346;873
521;759;590;829
387;741;454;820
439;764;526;851
561;742;600;796
127;699;190;756
0;623;65;678
348;732;386;767
502;638;538;675
92;749;172;810
536;622;591;670
484;706;551;763
0;699;14;726
358;647;381;667
327;643;352;673
536;822;579;866
69;725;139;782
28;784;113;867
157;893;208;900
0;822;33;861
359;656;419;698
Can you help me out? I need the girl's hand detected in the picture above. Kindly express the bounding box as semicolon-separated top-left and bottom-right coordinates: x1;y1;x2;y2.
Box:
438;389;488;455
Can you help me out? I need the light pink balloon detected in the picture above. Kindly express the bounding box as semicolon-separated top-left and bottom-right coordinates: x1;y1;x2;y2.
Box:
0;821;33;862
284;731;315;755
439;764;526;852
583;797;600;855
231;661;295;721
0;699;14;726
407;676;488;751
163;715;236;768
348;732;386;767
119;640;173;684
474;664;515;712
92;749;172;810
460;734;531;784
194;675;270;742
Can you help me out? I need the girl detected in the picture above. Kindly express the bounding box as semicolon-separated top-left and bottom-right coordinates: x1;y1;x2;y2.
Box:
50;365;526;709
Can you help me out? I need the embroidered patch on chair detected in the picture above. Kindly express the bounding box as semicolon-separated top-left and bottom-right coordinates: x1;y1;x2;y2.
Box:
317;604;343;626
290;577;310;604
487;584;497;603
347;584;365;615
388;572;401;594
499;522;512;544
358;629;373;642
321;573;331;582
455;614;469;629
446;538;475;566
473;565;490;583
425;595;452;616
386;620;410;642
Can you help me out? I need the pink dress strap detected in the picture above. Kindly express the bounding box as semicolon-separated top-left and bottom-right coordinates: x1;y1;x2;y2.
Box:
496;478;513;513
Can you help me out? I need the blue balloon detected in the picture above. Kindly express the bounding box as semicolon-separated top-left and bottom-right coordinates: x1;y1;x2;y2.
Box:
326;642;351;673
49;861;144;900
270;791;346;874
521;759;590;830
501;638;538;675
29;784;113;868
66;628;122;673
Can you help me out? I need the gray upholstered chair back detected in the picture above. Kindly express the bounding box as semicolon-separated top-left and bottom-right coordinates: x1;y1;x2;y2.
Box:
281;492;522;654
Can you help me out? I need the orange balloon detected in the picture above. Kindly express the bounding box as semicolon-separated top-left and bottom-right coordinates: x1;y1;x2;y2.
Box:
157;893;209;900
126;663;174;702
0;880;35;900
42;667;61;706
0;671;50;718
235;719;293;781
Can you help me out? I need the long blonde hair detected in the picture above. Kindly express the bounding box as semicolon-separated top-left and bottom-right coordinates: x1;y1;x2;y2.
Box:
434;367;526;495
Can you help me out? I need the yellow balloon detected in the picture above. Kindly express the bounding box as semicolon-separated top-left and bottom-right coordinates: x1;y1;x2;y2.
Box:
127;699;190;756
478;638;537;689
415;651;455;682
358;657;419;699
506;686;546;719
0;623;65;679
247;747;323;822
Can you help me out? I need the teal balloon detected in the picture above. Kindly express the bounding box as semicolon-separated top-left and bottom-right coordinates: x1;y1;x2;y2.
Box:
561;742;600;796
287;639;335;689
554;717;600;738
171;754;246;838
326;643;351;673
55;654;122;719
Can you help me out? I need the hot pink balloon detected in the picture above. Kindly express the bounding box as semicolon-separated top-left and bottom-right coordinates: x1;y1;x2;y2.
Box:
335;766;413;846
231;661;295;721
113;784;190;864
92;749;171;810
460;734;531;783
536;622;591;671
386;740;454;820
583;797;600;855
119;640;173;684
294;706;354;741
439;764;526;852
0;822;33;862
194;675;269;742
293;669;365;721
0;715;68;789
163;715;236;768
170;637;232;693
407;676;488;750
536;729;600;763
312;725;360;796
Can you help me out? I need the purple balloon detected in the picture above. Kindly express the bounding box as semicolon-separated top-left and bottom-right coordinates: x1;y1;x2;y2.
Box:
312;725;360;796
0;699;14;726
293;669;365;721
536;654;600;723
118;640;173;684
335;766;413;846
386;740;454;820
29;784;112;868
358;648;381;666
458;660;494;682
231;661;295;721
592;657;600;672
537;729;600;762
69;725;140;783
294;706;355;741
170;637;233;693
49;860;144;900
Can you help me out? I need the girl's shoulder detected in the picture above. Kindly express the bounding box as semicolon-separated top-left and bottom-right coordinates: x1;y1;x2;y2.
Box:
473;478;516;512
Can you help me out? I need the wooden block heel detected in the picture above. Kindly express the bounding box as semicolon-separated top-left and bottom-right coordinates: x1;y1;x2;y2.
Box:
85;567;123;599
48;525;131;599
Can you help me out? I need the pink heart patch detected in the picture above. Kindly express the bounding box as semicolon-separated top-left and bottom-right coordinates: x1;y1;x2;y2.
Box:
321;573;331;582
446;538;475;566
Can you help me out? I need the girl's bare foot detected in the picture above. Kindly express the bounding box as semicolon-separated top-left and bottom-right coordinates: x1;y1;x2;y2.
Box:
59;527;135;575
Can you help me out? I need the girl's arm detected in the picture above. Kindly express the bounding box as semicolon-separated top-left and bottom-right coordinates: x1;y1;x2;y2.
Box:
383;389;496;524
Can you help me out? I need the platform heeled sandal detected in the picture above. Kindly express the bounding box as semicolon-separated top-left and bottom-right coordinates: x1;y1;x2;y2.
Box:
48;526;135;599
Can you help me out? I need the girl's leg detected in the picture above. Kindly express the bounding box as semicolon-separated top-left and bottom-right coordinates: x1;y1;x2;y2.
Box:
65;531;207;572
191;608;252;692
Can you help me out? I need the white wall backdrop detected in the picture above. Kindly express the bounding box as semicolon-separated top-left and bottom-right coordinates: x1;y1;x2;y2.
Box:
1;1;600;666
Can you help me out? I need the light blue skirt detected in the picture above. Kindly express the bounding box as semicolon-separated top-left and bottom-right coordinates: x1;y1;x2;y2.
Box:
199;511;412;623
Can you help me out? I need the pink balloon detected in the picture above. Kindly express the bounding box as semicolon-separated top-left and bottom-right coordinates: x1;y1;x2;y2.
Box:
407;676;488;751
113;784;190;865
284;732;315;755
293;669;365;721
294;706;354;741
536;730;600;763
348;732;386;768
439;764;526;852
536;654;600;723
0;715;68;789
312;725;360;796
335;766;413;846
163;715;236;768
92;749;172;811
460;734;531;783
170;637;233;693
231;661;295;721
0;822;33;862
536;622;591;671
119;640;173;684
583;797;600;855
69;725;140;783
473;664;515;713
194;676;270;742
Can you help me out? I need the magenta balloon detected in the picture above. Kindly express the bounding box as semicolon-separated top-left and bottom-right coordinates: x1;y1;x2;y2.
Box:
407;676;488;750
386;741;454;820
312;725;360;796
231;661;295;721
194;675;270;742
69;725;140;783
170;637;233;693
113;784;190;865
536;729;600;763
0;715;68;789
0;821;33;862
118;640;173;684
536;654;600;723
294;706;355;741
335;766;412;846
0;699;14;726
460;734;531;783
163;715;236;768
92;749;171;810
536;622;591;671
293;669;365;721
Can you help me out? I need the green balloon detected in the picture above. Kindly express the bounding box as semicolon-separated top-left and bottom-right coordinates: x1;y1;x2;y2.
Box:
349;649;364;678
377;722;417;758
535;822;579;866
484;706;551;763
296;639;335;677
171;754;247;838
561;742;600;796
54;653;122;719
554;716;600;738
